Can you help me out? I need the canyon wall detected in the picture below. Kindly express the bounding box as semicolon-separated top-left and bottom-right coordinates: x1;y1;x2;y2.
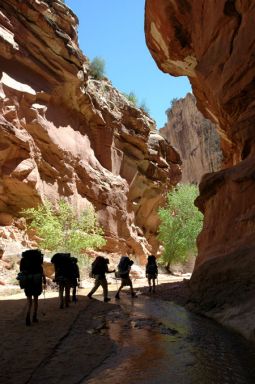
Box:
0;0;181;260
145;0;255;340
160;93;222;184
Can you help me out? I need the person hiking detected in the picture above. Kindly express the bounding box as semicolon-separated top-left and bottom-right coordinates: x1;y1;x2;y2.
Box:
146;254;158;293
70;257;80;303
18;249;46;326
51;253;73;309
115;255;137;299
87;256;114;302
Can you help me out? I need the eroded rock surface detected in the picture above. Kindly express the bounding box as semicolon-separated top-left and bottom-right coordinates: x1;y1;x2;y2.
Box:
160;93;222;184
145;0;255;339
0;0;181;260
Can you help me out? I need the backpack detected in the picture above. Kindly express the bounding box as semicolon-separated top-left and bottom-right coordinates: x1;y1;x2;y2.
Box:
17;249;44;288
91;256;106;277
51;253;72;282
118;256;132;276
146;263;158;276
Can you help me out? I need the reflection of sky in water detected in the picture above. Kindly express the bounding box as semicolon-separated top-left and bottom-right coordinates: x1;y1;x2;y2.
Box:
85;296;255;384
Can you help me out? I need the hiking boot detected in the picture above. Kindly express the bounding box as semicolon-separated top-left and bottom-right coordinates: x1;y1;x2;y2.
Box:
148;287;152;293
104;297;111;303
26;314;31;326
115;294;120;300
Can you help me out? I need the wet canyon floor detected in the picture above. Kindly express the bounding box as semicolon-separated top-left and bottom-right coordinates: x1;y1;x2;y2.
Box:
85;292;255;384
1;286;255;384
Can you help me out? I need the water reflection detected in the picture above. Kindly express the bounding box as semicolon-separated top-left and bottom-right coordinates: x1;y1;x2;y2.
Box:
85;295;255;384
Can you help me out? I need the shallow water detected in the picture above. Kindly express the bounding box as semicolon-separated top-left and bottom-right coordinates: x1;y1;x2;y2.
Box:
85;293;255;384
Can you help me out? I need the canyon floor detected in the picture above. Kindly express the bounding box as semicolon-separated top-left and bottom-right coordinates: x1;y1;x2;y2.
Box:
1;276;255;384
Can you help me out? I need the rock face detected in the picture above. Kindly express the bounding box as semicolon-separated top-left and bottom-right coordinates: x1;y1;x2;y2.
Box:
145;0;255;339
160;93;222;184
0;0;181;260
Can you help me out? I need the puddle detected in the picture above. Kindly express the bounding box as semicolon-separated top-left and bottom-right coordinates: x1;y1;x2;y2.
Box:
83;295;255;384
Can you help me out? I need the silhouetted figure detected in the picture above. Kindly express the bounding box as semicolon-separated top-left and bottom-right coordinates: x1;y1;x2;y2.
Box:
70;257;80;303
146;255;158;293
87;256;114;302
115;256;137;299
19;249;46;326
51;253;73;309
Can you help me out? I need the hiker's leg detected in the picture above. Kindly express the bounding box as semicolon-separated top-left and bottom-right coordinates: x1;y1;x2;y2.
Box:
129;278;137;297
59;283;64;308
65;282;71;307
88;278;100;297
33;296;39;322
152;278;156;292
148;278;152;292
115;280;124;299
26;296;32;325
72;286;77;302
101;277;109;300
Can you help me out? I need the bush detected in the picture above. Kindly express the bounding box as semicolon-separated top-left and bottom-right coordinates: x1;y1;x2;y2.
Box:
158;184;203;268
89;57;105;80
123;91;138;106
21;199;106;262
139;101;150;114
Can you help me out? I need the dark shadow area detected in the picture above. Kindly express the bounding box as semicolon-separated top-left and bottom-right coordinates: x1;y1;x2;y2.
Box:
0;295;116;384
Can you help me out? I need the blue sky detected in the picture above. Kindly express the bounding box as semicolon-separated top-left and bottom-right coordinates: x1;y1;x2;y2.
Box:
65;0;191;129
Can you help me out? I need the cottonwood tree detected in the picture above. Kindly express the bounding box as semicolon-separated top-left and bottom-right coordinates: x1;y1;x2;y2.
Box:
22;199;106;262
158;184;203;269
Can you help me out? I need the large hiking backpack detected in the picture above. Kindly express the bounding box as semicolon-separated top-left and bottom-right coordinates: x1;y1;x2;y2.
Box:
146;263;158;276
17;249;44;288
146;255;158;277
117;256;132;276
91;256;106;277
51;253;72;283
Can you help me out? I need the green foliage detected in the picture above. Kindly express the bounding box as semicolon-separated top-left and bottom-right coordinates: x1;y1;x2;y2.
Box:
22;200;106;261
123;91;138;106
158;184;203;267
89;57;106;80
139;100;150;114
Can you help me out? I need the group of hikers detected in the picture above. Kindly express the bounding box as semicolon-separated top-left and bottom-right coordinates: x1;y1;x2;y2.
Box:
18;249;158;326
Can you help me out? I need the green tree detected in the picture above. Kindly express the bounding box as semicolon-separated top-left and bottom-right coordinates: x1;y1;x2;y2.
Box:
89;57;105;80
158;184;203;269
22;200;106;261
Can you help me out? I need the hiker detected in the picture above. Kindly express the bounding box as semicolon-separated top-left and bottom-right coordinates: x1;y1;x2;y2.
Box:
87;256;114;302
70;256;80;303
18;249;46;326
146;254;158;293
115;255;137;299
51;253;73;309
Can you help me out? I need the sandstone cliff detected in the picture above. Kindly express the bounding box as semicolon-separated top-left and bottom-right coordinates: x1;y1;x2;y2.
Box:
0;0;181;260
160;93;222;184
145;0;255;340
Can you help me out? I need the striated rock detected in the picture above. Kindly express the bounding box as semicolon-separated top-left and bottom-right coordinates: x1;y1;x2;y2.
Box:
160;93;222;184
0;0;181;260
145;0;255;339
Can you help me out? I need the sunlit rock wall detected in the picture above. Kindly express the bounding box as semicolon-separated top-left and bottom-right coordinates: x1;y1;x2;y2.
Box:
0;0;181;260
145;0;255;340
160;93;222;184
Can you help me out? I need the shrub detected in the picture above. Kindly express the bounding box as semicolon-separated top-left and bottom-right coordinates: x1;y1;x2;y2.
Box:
21;199;106;262
123;91;138;106
139;101;150;114
158;184;203;269
89;57;106;80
